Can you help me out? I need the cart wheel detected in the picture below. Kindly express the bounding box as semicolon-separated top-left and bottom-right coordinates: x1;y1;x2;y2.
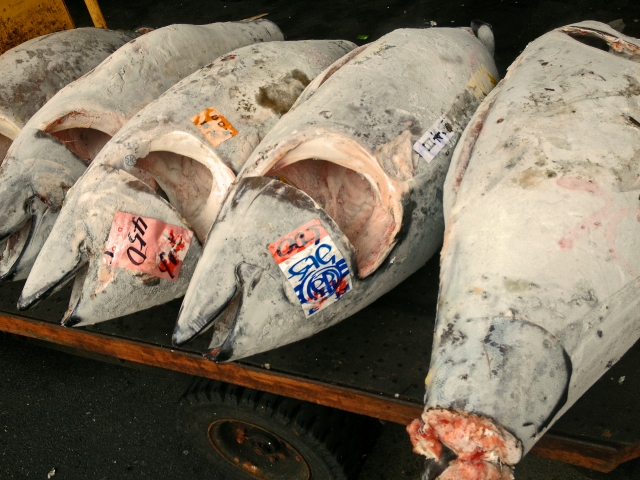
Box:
177;378;380;480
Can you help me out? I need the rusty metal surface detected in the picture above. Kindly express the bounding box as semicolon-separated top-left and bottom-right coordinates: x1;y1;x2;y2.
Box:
0;253;638;453
0;0;74;54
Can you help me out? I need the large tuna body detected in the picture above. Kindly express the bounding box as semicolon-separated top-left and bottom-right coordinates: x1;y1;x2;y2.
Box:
408;21;640;480
18;40;356;325
0;20;283;282
0;27;137;160
173;26;499;361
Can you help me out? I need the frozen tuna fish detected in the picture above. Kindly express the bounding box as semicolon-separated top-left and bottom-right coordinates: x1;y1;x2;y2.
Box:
0;27;137;167
0;20;283;282
408;21;640;479
173;26;499;360
18;40;357;325
0;28;136;284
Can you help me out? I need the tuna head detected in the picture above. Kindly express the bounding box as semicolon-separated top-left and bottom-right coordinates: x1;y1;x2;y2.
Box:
17;39;357;327
0;20;285;284
0;129;87;281
18;164;202;325
174;26;500;360
173;176;359;361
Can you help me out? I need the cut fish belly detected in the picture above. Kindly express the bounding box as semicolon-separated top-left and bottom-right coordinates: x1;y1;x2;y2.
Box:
173;25;499;361
18;40;356;326
0;19;283;282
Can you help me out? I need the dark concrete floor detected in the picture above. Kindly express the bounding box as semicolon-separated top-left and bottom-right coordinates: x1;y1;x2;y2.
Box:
0;334;637;479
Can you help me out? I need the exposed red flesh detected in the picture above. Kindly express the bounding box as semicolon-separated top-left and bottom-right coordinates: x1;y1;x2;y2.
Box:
439;460;514;480
406;418;442;459
423;409;521;465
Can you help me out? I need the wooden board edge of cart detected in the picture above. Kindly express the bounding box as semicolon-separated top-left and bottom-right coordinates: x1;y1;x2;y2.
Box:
0;312;636;473
0;0;75;54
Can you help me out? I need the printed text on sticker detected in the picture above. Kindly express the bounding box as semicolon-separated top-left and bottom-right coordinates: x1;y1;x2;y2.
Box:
268;218;351;317
413;115;456;162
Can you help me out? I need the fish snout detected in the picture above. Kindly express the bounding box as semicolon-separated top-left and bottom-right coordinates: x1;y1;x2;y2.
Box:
18;234;87;310
24;165;202;326
175;176;357;361
0;129;88;281
0;159;32;243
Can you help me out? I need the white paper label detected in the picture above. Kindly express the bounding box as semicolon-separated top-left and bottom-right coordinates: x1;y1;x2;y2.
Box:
413;115;455;162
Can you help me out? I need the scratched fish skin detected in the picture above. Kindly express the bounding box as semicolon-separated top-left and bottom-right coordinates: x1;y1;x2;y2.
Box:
0;28;137;276
18;40;357;326
0;20;283;282
0;27;137;159
173;26;499;360
407;21;640;479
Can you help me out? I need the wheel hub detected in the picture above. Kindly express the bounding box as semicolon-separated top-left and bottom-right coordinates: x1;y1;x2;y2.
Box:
208;419;311;480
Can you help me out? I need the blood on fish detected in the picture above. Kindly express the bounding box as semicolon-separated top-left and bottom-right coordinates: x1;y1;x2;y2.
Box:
556;177;640;276
439;460;514;480
406;418;443;459
419;409;521;465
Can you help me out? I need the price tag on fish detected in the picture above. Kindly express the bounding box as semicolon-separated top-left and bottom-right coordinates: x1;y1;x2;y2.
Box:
268;219;352;317
191;106;237;148
104;211;193;281
413;115;455;162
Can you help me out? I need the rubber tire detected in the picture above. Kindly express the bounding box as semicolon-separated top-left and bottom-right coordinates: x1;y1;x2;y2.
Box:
177;378;380;480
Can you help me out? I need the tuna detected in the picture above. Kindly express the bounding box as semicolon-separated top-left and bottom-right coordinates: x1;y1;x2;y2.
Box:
18;40;357;325
407;21;640;479
0;27;137;160
172;26;499;361
0;19;283;281
0;28;137;285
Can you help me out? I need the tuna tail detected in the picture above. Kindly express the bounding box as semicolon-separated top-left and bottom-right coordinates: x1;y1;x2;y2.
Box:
173;176;358;361
471;20;495;57
0;129;86;281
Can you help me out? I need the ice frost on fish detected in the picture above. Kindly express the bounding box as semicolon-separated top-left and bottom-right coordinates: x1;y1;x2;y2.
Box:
0;28;137;279
408;21;640;479
0;27;136;160
173;26;499;360
0;20;283;282
19;40;356;325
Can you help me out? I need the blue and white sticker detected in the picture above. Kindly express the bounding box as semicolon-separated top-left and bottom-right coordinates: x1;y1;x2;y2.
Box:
268;219;352;317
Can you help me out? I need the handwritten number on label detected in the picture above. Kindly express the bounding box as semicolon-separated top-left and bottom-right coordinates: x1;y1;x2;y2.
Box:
127;217;148;266
132;216;147;235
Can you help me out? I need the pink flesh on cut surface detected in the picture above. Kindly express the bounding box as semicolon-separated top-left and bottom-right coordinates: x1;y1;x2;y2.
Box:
270;159;396;277
136;151;214;241
407;410;521;479
439;460;513;480
0;134;11;160
50;128;112;165
406;418;442;459
424;409;520;464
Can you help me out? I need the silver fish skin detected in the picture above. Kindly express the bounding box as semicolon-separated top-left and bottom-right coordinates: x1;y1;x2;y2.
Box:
408;21;640;479
173;26;499;359
0;27;137;159
0;28;137;274
0;19;284;282
18;40;357;326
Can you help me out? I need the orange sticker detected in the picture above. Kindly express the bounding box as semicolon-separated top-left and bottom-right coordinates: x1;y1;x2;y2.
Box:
191;107;237;147
103;212;193;281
